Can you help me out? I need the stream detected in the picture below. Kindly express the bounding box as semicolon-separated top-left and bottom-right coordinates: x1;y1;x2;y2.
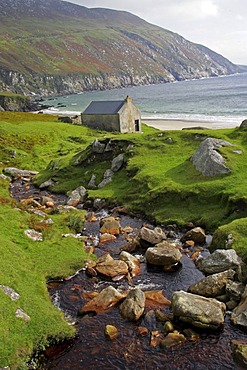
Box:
10;178;247;370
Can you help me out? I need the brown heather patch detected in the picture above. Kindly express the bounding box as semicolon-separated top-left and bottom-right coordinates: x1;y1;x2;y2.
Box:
0;196;15;207
28;215;51;233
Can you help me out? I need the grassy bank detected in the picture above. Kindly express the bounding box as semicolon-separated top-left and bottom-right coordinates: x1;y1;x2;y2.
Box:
34;121;247;229
0;113;96;368
1;112;247;367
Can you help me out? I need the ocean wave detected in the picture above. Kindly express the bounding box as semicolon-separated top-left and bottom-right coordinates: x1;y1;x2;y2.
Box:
141;113;245;125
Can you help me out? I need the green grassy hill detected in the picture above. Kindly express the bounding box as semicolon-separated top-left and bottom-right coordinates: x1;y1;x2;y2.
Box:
0;0;241;94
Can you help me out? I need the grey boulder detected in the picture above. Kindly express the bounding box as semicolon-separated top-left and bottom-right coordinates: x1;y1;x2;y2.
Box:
120;288;145;321
172;290;226;330
196;249;242;275
191;138;232;176
188;269;235;298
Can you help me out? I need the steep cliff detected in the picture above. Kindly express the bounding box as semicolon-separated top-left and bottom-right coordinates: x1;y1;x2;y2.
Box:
0;0;242;96
0;92;39;111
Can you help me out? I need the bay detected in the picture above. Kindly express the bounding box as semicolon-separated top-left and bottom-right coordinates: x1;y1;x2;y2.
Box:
42;73;247;128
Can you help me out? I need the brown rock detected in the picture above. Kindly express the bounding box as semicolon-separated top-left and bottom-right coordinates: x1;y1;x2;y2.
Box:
95;253;129;278
121;237;141;253
144;290;171;308
184;240;195;248
119;251;140;277
160;332;186;348
46;201;55;208
99;233;117;243
86;211;97;222
78;286;126;315
40;196;54;207
20;198;42;208
122;226;134;233
150;330;163;347
181;227;206;244
84;245;95;254
163;321;174;334
85;266;97;277
145;241;182;268
139;226;166;245
138;326;149;336
183;328;200;342
100;216;121;235
105;325;118;340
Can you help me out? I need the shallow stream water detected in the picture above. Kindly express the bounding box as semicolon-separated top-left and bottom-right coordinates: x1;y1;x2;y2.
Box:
10;179;247;370
43;213;246;370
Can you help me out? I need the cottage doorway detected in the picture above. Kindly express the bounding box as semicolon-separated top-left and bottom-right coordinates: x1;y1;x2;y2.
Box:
135;119;140;131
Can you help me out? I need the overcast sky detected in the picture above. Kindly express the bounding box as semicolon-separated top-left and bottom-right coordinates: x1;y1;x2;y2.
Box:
65;0;247;65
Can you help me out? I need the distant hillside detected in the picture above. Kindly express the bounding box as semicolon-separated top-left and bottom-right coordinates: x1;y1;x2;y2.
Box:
0;0;243;96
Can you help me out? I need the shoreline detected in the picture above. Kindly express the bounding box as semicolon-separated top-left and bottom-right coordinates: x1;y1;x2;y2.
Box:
142;118;241;130
37;109;243;130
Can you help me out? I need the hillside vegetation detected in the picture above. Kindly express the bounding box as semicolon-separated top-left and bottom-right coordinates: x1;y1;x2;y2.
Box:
1;112;247;367
0;0;242;95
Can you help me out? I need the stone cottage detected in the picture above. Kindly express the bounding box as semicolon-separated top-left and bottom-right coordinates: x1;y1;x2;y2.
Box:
81;96;141;133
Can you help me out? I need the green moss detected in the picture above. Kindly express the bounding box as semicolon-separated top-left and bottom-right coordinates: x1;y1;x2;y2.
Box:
210;218;247;261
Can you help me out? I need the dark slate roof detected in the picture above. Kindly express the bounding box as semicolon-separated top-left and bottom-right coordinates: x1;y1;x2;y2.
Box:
82;100;125;115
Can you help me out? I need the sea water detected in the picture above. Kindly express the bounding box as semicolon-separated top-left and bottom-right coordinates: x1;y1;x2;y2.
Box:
42;73;247;128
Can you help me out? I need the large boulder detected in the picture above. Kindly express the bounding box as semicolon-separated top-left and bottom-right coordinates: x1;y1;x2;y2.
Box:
78;286;126;315
120;288;145;321
196;249;242;275
188;269;235;298
172;290;226;330
67;186;88;207
231;286;247;329
139;226;166;246
191;138;232;176
145;241;182;268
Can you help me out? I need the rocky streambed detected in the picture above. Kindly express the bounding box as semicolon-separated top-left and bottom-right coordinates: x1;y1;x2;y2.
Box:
3;168;247;369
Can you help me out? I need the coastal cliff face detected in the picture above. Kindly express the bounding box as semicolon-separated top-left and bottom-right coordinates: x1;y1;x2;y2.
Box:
0;0;242;96
0;92;38;111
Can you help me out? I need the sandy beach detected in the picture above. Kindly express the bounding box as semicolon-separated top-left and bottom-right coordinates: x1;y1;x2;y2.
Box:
142;118;240;130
